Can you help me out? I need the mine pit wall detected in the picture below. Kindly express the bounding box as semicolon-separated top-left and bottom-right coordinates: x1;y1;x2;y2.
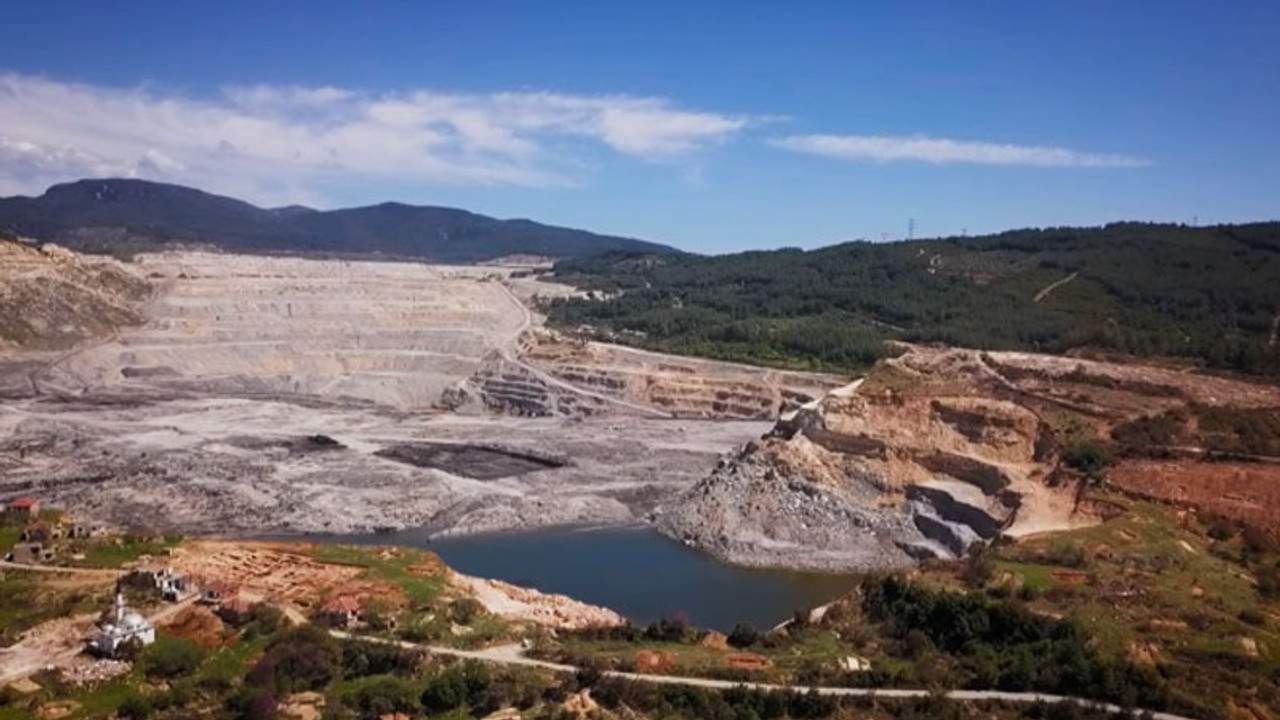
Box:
795;426;888;458
905;484;1008;539
911;512;976;557
917;451;1011;494
929;399;1024;442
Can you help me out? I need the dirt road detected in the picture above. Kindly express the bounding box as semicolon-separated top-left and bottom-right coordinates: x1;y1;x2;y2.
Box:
0;597;196;686
329;631;1201;720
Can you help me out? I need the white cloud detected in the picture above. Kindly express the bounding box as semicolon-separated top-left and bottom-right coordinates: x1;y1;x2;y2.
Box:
773;133;1149;168
0;73;752;205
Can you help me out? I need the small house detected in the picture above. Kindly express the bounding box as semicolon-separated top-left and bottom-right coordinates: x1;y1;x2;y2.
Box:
322;595;361;627
152;567;190;602
70;520;107;539
197;580;237;606
7;542;55;564
6;497;40;521
20;521;64;543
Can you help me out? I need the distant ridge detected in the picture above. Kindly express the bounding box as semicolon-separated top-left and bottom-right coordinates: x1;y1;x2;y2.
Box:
0;178;678;263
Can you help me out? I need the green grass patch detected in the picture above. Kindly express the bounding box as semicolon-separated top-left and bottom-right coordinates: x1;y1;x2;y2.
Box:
309;544;447;610
0;523;22;551
995;561;1054;591
71;534;182;569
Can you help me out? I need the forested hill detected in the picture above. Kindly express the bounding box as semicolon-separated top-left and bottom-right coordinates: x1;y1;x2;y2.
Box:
546;222;1280;378
0;179;676;263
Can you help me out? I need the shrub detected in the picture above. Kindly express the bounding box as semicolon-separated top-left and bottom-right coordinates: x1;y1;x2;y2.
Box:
255;625;341;693
447;597;485;625
1238;609;1267;627
727;622;761;649
347;675;419;717
340;637;420;678
644;612;693;643
138;635;205;680
421;659;492;714
117;692;153;720
1061;436;1113;479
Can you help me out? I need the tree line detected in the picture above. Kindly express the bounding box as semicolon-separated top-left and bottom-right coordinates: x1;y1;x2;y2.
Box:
547;222;1280;377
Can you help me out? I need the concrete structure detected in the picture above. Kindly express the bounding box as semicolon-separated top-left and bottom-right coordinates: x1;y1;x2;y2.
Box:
70;520;108;539
839;655;873;672
150;567;190;602
89;583;155;658
198;579;235;606
6;542;54;564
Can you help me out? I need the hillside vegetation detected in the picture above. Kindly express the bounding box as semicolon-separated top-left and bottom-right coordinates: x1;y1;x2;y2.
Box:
547;222;1280;377
0;178;675;263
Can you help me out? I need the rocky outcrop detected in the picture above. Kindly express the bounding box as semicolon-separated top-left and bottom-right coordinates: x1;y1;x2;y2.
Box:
517;334;847;420
449;570;625;629
659;348;1089;571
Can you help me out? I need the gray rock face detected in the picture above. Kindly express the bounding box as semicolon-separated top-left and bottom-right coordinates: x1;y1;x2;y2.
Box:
657;450;924;572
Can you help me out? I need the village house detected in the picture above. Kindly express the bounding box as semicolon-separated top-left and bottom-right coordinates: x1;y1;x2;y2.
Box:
6;541;55;564
20;521;65;544
5;497;40;521
70;519;108;539
322;595;361;627
197;579;238;606
149;567;191;602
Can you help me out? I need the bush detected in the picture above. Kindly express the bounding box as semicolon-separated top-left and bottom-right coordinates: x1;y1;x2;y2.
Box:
340;638;420;678
645;612;693;643
1061;436;1113;479
962;544;996;587
421;659;492;714
727;622;761;649
241;603;286;639
117;692;153;720
447;597;485;625
253;625;341;694
347;675;420;717
138;635;205;680
1238;609;1267;627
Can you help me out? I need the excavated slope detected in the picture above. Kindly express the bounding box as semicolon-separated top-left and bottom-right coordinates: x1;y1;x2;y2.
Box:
658;347;1088;571
0;238;149;353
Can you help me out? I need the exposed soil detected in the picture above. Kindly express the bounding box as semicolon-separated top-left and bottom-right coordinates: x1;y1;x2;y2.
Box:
1109;460;1280;543
661;345;1280;571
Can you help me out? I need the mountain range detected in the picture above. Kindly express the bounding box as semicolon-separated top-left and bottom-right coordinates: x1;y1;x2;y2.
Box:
0;179;676;263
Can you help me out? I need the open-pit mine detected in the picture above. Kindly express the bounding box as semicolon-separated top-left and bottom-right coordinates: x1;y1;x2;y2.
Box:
5;236;1280;579
0;240;836;541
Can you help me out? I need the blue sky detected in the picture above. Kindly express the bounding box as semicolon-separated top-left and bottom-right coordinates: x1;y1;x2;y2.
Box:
1;1;1277;253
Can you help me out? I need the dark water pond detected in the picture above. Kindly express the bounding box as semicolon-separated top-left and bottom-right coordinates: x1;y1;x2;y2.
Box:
316;526;857;631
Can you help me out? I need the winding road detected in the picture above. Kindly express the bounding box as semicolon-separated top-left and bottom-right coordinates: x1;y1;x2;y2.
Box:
331;631;1202;720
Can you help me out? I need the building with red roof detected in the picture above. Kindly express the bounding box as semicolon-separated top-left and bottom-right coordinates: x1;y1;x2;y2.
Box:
6;497;40;520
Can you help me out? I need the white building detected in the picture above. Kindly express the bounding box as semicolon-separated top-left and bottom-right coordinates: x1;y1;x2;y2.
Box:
89;583;155;658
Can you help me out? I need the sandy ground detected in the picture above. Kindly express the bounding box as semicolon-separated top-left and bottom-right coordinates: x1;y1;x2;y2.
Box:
0;394;765;536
